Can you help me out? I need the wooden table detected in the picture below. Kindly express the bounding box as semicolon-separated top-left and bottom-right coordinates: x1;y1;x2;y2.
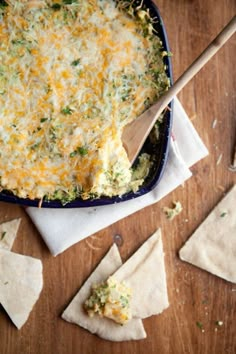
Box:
1;1;236;353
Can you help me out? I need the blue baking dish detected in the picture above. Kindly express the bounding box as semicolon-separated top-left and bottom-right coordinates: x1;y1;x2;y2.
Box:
0;0;173;208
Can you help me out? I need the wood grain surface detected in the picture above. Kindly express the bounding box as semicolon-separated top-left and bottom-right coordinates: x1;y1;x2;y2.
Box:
1;1;236;353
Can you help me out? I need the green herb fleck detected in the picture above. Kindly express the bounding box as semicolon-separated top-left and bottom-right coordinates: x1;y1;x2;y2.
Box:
196;321;203;330
1;231;6;240
120;295;129;308
69;151;77;158
61;106;73;115
51;3;61;10
11;39;25;45
71;59;80;66
0;0;8;8
33;126;42;133
30;142;40;150
70;146;88;157
78;146;88;156
220;212;227;217
63;0;77;4
4;281;8;285
40;117;49;123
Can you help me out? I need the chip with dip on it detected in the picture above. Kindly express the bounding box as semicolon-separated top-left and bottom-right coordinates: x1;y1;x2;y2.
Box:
0;249;43;329
62;244;146;341
62;228;168;341
0;219;21;251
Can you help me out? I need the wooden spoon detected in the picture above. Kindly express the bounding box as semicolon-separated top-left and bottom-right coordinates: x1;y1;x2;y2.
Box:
122;16;236;164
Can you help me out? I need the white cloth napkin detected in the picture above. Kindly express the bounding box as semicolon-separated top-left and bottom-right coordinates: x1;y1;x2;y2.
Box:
26;98;208;256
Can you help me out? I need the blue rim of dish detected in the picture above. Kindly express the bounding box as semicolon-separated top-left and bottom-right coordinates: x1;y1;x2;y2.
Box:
0;0;173;208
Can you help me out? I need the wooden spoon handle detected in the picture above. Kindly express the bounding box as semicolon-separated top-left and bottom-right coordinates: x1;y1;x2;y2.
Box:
123;16;236;164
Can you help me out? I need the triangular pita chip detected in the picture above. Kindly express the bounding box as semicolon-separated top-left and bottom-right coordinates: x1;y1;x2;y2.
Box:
179;185;236;283
113;228;169;319
0;219;21;251
0;249;43;329
62;244;146;341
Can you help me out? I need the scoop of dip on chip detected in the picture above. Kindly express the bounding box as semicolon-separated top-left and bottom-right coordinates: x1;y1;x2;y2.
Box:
62;229;169;341
84;276;132;325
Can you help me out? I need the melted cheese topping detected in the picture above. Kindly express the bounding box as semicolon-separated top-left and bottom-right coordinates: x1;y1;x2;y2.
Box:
0;0;169;202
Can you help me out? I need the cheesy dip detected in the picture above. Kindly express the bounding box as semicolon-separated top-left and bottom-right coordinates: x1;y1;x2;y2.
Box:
84;276;132;325
0;0;170;203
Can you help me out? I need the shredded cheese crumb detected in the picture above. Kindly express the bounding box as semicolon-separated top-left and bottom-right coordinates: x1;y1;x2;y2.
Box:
215;320;223;326
163;201;183;220
216;154;223;165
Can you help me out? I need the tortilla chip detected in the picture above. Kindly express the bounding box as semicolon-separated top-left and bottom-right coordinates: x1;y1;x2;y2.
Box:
113;228;169;319
0;249;43;329
0;219;21;251
62;244;146;341
179;185;236;283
